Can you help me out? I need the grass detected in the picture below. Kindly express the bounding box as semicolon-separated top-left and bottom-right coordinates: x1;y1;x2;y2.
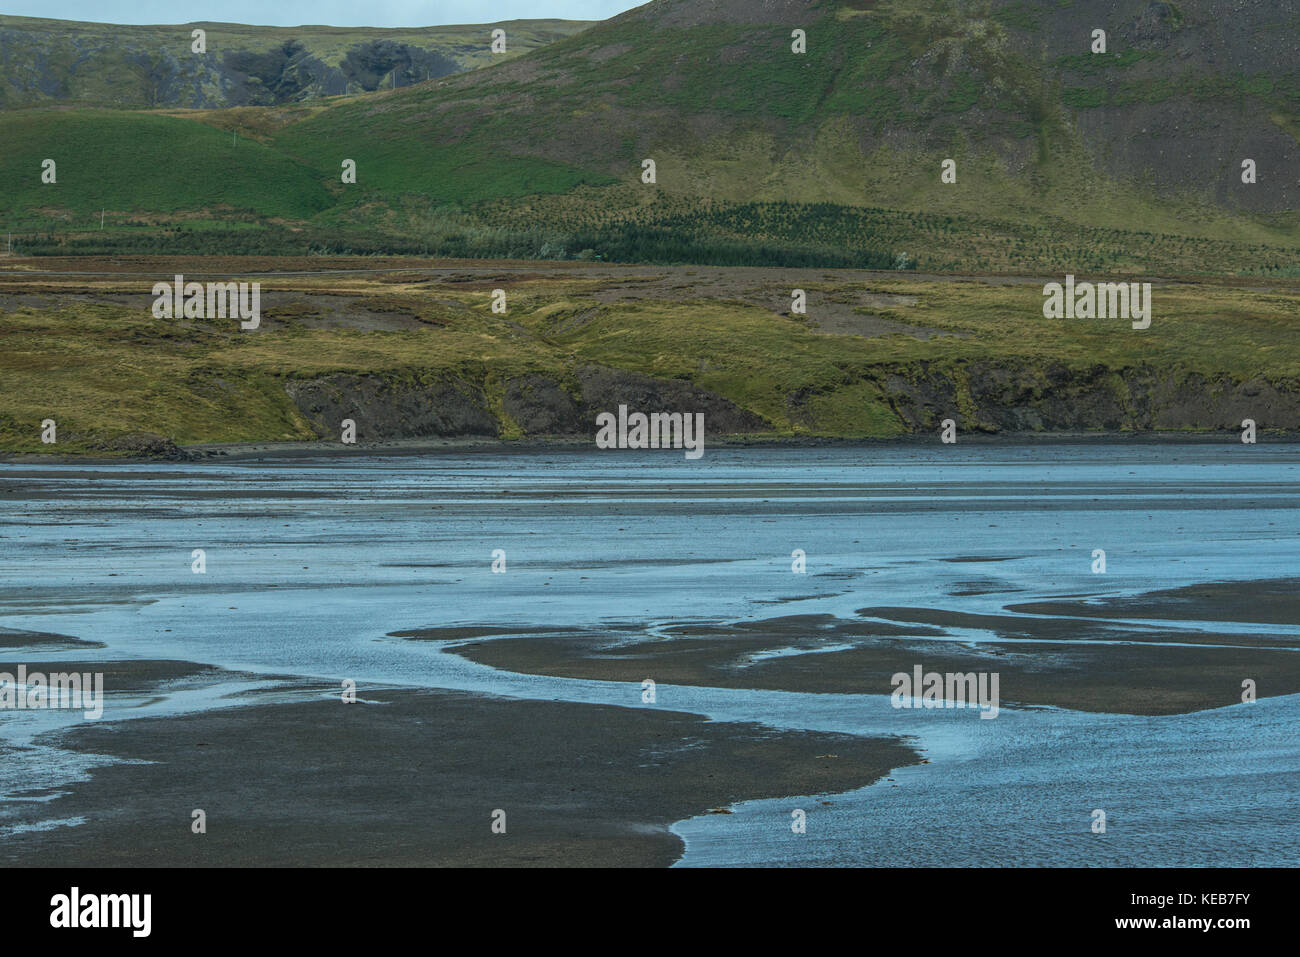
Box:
465;188;1300;275
0;110;334;225
2;261;1297;452
0;0;1295;270
274;119;615;203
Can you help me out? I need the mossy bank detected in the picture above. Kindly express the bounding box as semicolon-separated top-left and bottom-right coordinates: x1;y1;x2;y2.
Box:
2;258;1297;456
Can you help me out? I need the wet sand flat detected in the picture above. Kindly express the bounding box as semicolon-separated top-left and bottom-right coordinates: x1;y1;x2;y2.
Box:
441;581;1300;716
2;444;1296;866
1006;578;1300;627
0;627;105;651
0;657;223;692
451;631;1300;716
0;678;914;867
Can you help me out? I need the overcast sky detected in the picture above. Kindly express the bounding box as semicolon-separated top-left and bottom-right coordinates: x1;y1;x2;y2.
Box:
5;1;644;27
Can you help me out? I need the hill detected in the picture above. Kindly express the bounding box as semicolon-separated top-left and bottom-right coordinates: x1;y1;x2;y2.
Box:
1;0;1297;274
0;14;591;109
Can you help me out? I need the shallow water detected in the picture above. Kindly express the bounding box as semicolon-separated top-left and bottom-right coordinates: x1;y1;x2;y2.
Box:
1;443;1297;864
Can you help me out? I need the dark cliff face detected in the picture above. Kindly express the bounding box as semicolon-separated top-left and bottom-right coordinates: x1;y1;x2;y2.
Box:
283;366;773;441
215;41;465;106
281;363;1300;443
883;362;1300;435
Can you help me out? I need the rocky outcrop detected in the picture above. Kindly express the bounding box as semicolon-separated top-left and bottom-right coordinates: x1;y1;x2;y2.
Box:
562;366;772;435
279;361;1300;443
881;362;1300;433
285;366;773;441
91;432;191;460
285;375;500;439
0;16;585;109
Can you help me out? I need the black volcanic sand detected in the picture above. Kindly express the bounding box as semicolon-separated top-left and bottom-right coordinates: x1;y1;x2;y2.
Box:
0;656;223;692
1006;578;1300;626
1;683;915;867
0;627;104;651
856;605;1300;648
9;581;1296;864
440;585;1300;715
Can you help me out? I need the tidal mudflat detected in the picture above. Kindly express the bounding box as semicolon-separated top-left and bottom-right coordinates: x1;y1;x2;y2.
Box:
0;443;1297;866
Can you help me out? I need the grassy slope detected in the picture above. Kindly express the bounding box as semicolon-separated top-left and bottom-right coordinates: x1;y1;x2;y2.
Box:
2;265;1297;452
272;104;617;204
0;0;1295;271
262;0;1300;243
0;110;334;225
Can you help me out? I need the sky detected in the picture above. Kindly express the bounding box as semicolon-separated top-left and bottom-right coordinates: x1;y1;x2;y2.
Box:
4;1;644;28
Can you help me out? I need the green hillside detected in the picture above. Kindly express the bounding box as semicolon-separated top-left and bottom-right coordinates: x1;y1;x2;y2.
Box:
0;111;333;226
2;0;1298;273
273;114;616;204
